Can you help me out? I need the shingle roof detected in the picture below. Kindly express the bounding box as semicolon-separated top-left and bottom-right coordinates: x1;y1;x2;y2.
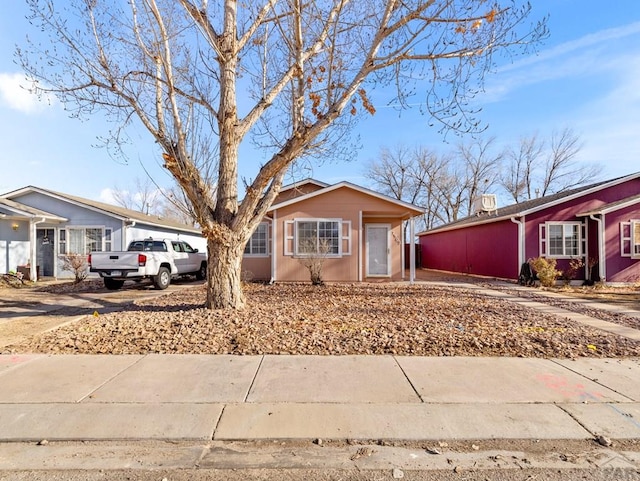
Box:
2;186;201;233
418;173;639;236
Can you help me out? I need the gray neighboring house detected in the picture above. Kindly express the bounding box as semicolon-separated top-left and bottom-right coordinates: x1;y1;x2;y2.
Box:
0;186;205;281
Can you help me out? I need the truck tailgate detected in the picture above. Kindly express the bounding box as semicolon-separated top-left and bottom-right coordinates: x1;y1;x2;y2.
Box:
90;252;141;270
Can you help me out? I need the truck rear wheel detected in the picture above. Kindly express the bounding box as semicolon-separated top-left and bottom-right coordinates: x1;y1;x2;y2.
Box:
154;267;171;290
196;262;207;281
104;278;125;290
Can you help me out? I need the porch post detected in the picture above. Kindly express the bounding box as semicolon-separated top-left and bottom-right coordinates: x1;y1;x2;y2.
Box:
358;211;363;282
401;221;405;280
409;216;416;284
271;211;277;283
29;219;38;282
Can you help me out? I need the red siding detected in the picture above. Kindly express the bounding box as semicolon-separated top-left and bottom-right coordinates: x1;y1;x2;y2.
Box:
603;203;640;282
420;177;640;282
420;219;519;279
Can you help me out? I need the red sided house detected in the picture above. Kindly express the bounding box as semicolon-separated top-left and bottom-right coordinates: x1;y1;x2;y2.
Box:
417;172;640;284
241;179;424;283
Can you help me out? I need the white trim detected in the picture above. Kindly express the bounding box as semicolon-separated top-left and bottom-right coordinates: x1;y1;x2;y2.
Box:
622;220;640;259
269;181;425;215
418;172;640;237
365;223;391;277
358;211;363;282
293;218;343;257
284;220;294;256
243;222;270;257
409;217;416;283
543;221;583;258
578;194;640;216
278;179;329;192
3;186;201;234
511;216;525;273
341;220;352;256
401;221;405;281
271;211;277;282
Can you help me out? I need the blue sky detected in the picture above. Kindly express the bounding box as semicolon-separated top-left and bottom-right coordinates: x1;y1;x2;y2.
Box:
1;1;639;204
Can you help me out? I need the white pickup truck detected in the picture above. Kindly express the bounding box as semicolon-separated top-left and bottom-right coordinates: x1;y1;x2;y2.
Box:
88;238;207;290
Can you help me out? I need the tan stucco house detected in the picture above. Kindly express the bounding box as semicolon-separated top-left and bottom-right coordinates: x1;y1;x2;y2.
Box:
241;179;425;283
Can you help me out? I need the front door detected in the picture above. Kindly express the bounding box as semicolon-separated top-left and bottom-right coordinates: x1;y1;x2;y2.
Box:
366;224;390;277
36;228;55;277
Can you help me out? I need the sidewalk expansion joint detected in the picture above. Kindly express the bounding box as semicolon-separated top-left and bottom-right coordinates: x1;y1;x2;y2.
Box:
77;355;147;403
211;405;226;440
393;356;424;403
556;404;596;437
549;359;637;403
243;355;265;403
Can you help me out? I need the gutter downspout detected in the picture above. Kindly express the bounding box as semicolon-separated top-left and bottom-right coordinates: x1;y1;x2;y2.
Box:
29;217;46;282
123;220;136;249
510;216;525;276
590;214;605;282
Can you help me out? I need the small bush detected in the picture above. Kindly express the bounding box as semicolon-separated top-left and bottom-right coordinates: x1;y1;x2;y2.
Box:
298;239;333;286
59;254;88;284
530;257;561;288
561;257;585;285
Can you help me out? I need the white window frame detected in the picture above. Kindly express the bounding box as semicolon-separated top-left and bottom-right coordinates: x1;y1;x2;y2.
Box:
622;220;640;258
62;226;108;255
58;228;67;255
244;222;269;257
294;218;342;257
542;221;583;258
104;228;112;252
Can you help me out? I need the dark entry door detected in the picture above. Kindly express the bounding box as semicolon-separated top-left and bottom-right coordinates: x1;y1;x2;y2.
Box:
36;229;55;277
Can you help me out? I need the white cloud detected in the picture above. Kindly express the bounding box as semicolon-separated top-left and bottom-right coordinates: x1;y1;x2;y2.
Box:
0;72;54;113
99;188;117;204
483;21;640;103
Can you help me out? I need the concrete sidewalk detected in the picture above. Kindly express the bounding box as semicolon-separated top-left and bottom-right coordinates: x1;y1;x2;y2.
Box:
1;354;640;442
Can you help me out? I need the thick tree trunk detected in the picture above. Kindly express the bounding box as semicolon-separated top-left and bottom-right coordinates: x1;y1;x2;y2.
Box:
206;236;245;310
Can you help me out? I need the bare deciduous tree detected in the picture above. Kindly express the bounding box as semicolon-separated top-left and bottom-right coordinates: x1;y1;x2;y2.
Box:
111;177;162;214
20;0;546;308
501;133;543;202
501;128;602;202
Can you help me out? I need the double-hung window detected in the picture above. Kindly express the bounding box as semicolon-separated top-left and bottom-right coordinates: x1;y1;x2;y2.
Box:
634;221;640;256
540;222;586;259
59;227;110;255
545;222;581;257
244;223;269;256
295;219;340;256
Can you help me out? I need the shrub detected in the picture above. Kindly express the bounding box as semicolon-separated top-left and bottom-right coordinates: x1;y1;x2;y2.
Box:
58;253;88;284
530;257;561;288
297;239;333;286
561;257;585;285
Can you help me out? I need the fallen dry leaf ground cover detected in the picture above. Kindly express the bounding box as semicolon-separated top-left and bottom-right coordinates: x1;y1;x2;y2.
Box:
6;283;640;358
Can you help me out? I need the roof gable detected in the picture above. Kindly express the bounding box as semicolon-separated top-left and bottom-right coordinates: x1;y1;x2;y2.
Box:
0;197;67;221
577;193;640;216
269;181;425;215
2;186;201;233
